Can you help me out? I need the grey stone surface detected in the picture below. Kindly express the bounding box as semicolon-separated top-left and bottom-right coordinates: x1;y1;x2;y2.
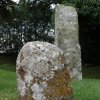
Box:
16;41;73;100
55;4;82;80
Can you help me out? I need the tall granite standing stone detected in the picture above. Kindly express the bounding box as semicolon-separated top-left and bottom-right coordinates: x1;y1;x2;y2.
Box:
16;41;73;100
55;4;82;80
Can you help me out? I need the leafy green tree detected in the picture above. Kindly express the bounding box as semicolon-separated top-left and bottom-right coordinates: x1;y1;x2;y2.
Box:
0;0;65;54
0;0;16;23
0;0;55;54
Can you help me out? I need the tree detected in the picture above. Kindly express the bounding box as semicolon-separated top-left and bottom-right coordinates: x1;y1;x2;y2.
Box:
0;0;55;54
0;0;65;54
0;0;16;23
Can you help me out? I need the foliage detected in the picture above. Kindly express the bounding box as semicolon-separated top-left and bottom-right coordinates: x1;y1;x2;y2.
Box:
0;0;65;54
0;0;16;23
62;0;100;23
62;0;100;32
18;0;54;42
0;0;55;54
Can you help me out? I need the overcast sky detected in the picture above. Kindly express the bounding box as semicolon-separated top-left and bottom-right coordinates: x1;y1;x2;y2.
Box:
12;0;19;3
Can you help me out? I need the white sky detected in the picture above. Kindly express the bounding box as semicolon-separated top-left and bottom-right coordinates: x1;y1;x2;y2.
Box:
12;0;19;4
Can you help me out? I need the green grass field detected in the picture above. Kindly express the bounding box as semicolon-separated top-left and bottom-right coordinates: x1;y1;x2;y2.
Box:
72;67;100;100
0;56;100;100
0;56;18;100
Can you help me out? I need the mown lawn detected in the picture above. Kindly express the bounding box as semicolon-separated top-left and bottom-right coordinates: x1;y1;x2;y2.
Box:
0;56;100;100
0;66;18;100
0;56;18;100
72;67;100;100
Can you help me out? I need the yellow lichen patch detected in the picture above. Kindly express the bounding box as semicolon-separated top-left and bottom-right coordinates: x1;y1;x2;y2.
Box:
18;95;28;100
45;68;73;99
26;85;33;100
58;53;65;64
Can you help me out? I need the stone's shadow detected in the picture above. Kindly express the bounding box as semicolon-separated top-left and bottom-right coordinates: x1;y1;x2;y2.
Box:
83;66;100;79
0;56;16;72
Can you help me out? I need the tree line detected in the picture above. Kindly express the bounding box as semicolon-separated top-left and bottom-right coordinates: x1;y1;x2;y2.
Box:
0;0;100;65
0;0;59;54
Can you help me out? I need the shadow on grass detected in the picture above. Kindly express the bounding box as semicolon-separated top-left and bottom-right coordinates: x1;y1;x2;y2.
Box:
0;56;17;72
83;66;100;79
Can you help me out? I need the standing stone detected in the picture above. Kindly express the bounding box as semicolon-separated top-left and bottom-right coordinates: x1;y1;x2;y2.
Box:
16;41;73;100
55;4;82;80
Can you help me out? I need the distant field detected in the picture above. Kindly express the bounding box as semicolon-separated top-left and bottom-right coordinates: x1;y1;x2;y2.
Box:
0;56;100;100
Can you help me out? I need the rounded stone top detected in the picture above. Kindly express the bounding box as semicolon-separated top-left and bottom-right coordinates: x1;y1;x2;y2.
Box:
16;41;73;99
16;41;65;81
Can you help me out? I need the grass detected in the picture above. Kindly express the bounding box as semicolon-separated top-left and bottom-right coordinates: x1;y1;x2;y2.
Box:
0;56;100;100
0;56;18;100
72;67;100;100
72;79;100;100
0;67;18;100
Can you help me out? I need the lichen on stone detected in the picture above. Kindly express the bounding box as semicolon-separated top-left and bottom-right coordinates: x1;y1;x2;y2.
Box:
55;4;82;80
16;41;73;100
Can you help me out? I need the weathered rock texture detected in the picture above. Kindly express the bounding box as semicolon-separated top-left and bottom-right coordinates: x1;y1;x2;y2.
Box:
16;41;73;100
55;4;82;80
